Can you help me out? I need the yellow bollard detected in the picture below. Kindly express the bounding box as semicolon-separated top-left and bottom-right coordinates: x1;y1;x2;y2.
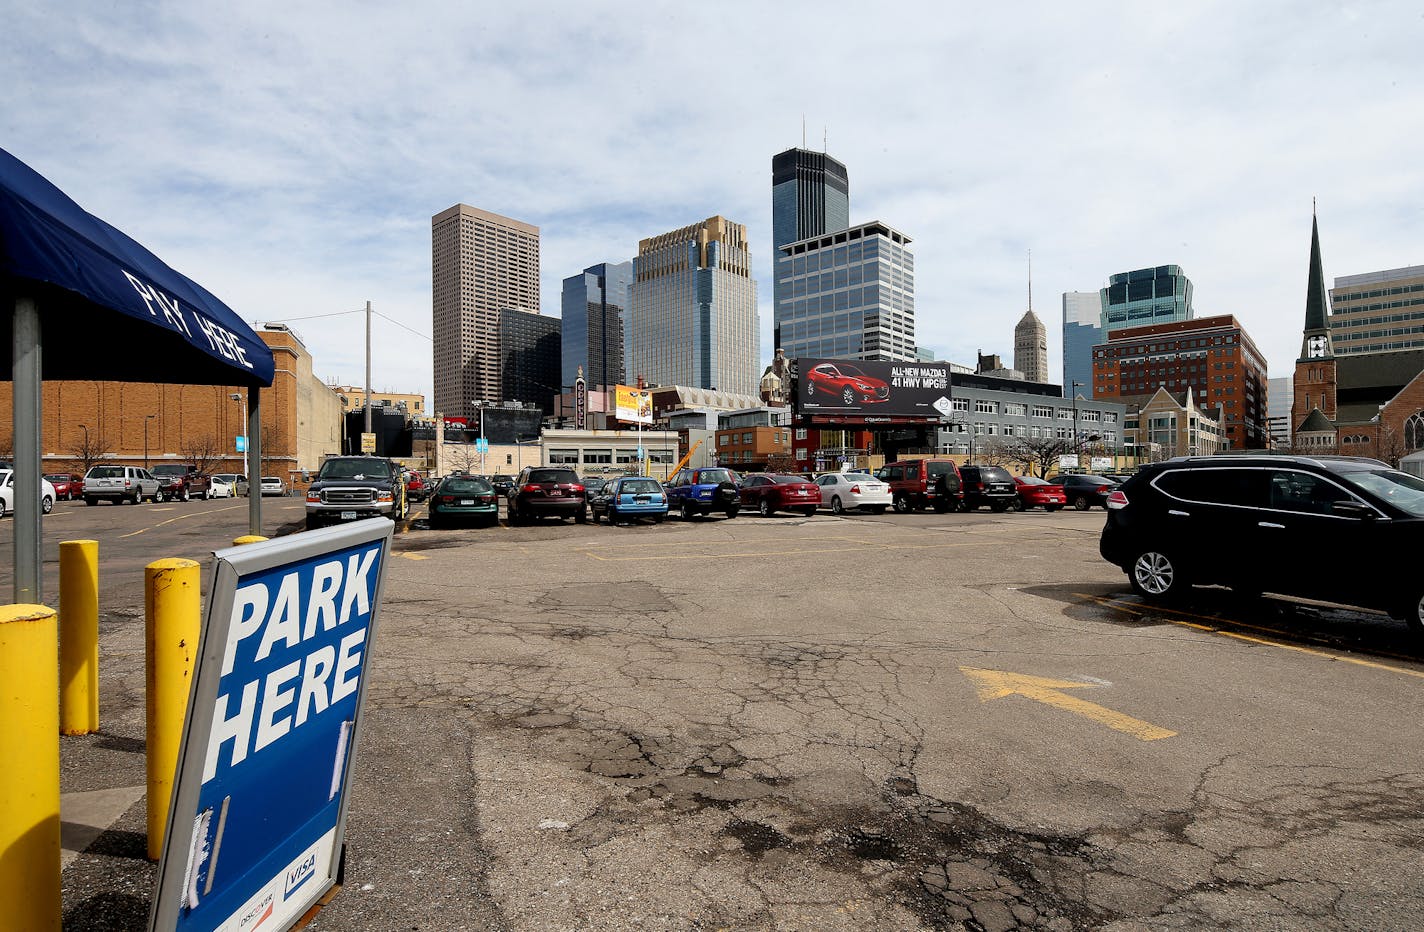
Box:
232;534;268;546
0;604;61;931
145;558;201;862
60;539;100;735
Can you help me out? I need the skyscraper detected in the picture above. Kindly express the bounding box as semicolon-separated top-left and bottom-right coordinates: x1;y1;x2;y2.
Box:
775;221;916;361
772;147;849;349
1099;265;1193;336
1014;310;1047;383
628;216;759;396
1062;291;1101;397
431;204;540;417
560;261;633;390
499;308;561;416
1328;264;1424;355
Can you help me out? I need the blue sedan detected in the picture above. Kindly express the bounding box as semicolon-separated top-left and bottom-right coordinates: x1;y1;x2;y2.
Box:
590;476;668;525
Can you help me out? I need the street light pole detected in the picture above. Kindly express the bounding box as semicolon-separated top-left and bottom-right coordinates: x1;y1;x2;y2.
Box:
230;392;248;481
1071;381;1083;461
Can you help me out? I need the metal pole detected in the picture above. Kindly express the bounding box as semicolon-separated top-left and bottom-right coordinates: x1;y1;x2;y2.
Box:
247;390;262;537
12;294;42;603
364;300;372;436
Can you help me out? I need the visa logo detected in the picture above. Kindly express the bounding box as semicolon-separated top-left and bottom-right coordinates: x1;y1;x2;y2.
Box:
284;853;318;900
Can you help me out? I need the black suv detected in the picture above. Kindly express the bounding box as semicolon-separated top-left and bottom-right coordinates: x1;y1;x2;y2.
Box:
507;466;587;524
305;455;408;530
1100;454;1424;632
957;465;1017;512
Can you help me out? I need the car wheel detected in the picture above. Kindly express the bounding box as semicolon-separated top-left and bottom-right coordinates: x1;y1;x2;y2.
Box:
41;495;53;515
591;508;601;524
575;507;587;524
305;515;324;531
1074;495;1090;511
200;489;209;500
681;501;695;521
892;494;909;513
1129;550;1187;601
758;498;773;517
654;514;665;524
842;387;856;405
428;512;443;530
1009;499;1024;512
990;501;1009;513
85;496;97;506
801;508;816;517
724;507;739;519
0;498;6;517
831;496;844;515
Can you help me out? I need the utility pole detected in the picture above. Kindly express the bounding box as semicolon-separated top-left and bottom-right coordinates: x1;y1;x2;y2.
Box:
364;300;373;436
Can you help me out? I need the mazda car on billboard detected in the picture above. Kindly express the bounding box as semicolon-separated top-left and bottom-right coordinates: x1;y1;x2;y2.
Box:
797;358;953;420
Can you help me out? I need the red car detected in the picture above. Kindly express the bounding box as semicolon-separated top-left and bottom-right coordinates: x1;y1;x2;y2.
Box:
739;473;822;517
1012;475;1067;511
44;474;83;500
804;362;890;406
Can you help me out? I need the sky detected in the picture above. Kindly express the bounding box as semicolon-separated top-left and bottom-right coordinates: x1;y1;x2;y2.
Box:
5;2;1423;402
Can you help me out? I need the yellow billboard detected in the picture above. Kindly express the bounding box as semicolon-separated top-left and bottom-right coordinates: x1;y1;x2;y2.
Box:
614;385;653;424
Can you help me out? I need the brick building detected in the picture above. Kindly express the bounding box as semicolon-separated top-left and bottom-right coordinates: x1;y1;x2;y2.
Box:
1291;212;1424;464
1092;314;1268;449
0;324;341;482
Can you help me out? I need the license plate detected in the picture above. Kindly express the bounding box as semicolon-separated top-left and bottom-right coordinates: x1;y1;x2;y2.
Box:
635;495;649;504
549;489;561;496
458;499;474;506
340;511;357;520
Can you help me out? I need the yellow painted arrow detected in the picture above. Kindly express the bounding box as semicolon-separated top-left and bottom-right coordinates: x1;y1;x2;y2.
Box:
959;667;1176;742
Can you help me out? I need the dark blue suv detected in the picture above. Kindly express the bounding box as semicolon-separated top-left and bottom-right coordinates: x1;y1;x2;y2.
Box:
665;467;741;520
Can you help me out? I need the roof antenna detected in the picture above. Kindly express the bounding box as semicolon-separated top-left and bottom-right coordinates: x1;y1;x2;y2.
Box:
1028;249;1033;312
823;125;828;153
802;115;806;148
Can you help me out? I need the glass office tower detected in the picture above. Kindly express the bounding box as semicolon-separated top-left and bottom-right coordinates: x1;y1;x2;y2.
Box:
1062;290;1101;396
772;148;849;349
560;261;633;390
775;220;915;362
628;216;759;396
1099;265;1193;335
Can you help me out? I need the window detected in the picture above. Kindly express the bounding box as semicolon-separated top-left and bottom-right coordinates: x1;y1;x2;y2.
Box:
974;399;996;414
1407;412;1424;450
952;397;970;412
1057;409;1074;420
795;428;808;440
1003;403;1025;417
719;434;729;446
548;449;579;465
1267;470;1354;514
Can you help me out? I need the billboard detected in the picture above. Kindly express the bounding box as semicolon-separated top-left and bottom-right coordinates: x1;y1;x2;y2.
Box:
797;358;953;420
149;520;393;932
614;385;653;424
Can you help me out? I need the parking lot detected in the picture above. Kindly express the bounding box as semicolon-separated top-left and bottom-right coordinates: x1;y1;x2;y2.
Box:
11;496;1424;930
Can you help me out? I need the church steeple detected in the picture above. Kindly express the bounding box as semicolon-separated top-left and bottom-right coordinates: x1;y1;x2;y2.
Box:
1299;203;1334;362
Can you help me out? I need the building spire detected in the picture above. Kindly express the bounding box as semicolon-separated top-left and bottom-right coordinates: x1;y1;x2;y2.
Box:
1027;249;1033;312
1299;204;1334;361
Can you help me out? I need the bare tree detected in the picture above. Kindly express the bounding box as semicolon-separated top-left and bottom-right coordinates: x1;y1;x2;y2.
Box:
69;429;113;476
975;437;1016;467
1378;425;1406;468
765;452;799;474
180;434;224;475
1000;436;1072;477
445;443;483;475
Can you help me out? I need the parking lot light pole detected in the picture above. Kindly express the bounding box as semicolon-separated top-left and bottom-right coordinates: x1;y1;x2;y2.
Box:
1071;381;1084;459
229;393;248;481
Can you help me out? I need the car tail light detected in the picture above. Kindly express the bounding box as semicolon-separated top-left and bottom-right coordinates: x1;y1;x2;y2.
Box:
976;482;985;491
522;484;542;493
850;484;860;493
440;495;455;504
570;484;584;493
1106;489;1129;510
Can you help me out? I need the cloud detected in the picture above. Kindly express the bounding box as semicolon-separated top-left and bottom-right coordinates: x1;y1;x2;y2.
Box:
4;1;1422;401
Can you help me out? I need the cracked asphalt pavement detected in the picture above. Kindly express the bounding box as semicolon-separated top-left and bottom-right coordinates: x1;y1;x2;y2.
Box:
42;501;1424;930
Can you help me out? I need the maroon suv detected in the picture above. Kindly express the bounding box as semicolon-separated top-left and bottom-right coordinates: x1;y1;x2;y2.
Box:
876;459;963;513
507;466;587;524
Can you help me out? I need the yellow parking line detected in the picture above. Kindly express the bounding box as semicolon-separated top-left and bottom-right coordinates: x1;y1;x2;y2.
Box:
1077;592;1424;680
119;503;245;538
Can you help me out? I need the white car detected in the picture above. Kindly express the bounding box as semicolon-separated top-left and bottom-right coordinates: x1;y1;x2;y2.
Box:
260;476;285;497
210;474;249;498
0;470;57;517
815;471;892;515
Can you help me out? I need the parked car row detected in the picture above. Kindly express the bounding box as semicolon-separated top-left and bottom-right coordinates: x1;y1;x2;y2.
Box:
0;470;57;517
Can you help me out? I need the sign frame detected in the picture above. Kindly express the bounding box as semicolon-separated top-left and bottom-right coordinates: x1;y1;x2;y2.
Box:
149;518;394;932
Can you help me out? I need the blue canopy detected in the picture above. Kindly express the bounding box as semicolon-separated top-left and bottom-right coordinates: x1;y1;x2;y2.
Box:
0;146;274;386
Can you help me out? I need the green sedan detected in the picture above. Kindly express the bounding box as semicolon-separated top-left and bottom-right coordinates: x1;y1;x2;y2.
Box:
427;475;499;529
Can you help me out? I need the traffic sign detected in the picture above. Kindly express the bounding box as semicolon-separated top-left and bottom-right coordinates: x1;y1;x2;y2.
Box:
359;432;376;454
149;520;393;932
235;436;246;453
